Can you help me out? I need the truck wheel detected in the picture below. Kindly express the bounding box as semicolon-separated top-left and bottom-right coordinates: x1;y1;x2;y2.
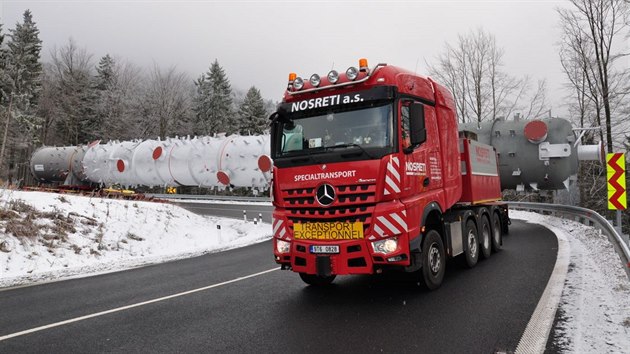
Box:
462;219;479;268
299;273;336;286
480;215;492;259
491;212;503;252
421;229;445;290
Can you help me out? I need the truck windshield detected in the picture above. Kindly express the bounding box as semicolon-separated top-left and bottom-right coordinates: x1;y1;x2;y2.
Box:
277;103;393;157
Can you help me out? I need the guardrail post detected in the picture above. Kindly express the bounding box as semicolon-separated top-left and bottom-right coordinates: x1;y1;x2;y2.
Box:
243;210;247;222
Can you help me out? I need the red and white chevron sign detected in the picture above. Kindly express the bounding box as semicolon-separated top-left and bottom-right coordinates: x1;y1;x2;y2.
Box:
384;156;401;196
606;153;627;210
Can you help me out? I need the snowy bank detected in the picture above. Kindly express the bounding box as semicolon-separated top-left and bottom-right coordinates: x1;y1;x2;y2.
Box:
511;210;630;353
0;189;272;288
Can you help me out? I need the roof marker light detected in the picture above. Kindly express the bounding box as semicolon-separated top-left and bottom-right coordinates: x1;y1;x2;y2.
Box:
288;73;297;90
346;66;359;81
328;70;339;84
310;74;321;87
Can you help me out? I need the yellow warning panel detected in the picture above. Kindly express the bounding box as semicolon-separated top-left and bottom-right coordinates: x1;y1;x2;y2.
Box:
606;153;626;210
293;222;364;240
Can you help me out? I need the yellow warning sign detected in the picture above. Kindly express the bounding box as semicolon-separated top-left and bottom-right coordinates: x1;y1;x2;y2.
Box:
293;222;364;240
606;153;627;210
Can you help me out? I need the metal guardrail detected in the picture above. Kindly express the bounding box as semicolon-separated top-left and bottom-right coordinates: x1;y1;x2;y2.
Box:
507;201;630;279
147;194;270;203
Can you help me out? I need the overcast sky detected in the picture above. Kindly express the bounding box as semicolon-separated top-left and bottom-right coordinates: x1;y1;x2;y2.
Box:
2;0;570;116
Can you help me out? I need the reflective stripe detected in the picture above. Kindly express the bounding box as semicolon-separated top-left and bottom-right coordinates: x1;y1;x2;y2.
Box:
390;212;408;232
373;224;385;237
377;216;402;235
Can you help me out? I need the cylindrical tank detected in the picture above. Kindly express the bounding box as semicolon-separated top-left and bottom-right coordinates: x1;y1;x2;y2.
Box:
30;146;88;184
30;118;600;192
460;118;602;190
215;135;271;188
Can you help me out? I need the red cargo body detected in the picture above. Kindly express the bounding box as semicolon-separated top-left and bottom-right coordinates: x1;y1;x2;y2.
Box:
459;138;502;204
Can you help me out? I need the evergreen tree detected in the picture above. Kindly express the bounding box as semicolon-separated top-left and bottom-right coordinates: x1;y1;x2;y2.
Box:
5;9;43;127
95;54;116;90
237;86;268;135
192;59;234;135
0;10;43;182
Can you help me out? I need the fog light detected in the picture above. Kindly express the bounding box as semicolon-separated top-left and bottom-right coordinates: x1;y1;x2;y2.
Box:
387;255;404;262
309;74;321;87
327;70;339;84
372;237;398;254
346;66;359;81
276;239;291;254
293;77;304;90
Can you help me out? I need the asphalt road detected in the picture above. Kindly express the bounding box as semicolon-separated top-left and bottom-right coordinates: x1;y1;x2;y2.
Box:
0;219;556;353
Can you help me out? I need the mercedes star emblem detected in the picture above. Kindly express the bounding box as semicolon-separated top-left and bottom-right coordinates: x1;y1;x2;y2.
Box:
316;184;335;206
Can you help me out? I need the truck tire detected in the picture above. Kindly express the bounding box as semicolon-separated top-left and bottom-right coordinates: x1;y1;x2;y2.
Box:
421;229;445;290
480;215;492;259
299;273;336;286
491;212;503;252
462;219;479;268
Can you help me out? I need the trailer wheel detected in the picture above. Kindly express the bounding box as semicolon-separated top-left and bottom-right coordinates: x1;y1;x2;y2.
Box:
462;219;479;268
421;229;445;290
480;215;492;259
491;212;503;252
299;273;336;286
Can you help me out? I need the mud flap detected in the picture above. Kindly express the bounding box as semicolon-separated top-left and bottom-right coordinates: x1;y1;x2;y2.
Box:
316;256;332;277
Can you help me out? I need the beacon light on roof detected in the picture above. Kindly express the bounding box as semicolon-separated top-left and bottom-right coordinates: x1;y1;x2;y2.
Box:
288;72;297;90
309;73;321;87
359;58;369;72
327;70;339;84
293;76;304;90
346;66;359;81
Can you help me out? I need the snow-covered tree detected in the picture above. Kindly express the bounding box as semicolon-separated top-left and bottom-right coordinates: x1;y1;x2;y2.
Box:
0;10;43;182
192;59;235;135
237;86;268;135
47;38;98;145
137;64;192;139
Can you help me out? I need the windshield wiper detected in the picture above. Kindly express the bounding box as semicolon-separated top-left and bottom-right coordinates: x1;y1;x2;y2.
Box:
326;143;376;159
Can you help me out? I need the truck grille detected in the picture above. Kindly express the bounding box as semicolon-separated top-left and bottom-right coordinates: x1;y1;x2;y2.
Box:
282;184;377;233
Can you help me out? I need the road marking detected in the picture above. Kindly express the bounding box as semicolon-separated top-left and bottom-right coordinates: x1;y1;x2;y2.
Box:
515;225;570;354
0;267;279;342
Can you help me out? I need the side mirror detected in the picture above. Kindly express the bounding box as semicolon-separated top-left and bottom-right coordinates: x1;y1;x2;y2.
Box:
409;102;427;146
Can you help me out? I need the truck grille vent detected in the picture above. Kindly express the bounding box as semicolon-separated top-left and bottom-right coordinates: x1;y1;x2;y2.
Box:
282;183;377;234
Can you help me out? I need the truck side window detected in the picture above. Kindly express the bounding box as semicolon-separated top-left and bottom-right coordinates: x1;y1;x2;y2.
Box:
401;101;411;149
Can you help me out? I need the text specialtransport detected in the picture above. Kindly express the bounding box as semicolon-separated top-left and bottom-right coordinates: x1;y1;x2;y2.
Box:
294;170;357;182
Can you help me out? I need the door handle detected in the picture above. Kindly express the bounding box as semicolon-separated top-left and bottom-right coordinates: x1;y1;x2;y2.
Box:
423;177;430;187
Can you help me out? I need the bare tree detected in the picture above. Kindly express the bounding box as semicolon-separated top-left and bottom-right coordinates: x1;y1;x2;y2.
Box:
137;64;192;139
46;38;96;145
427;28;545;124
558;0;630;153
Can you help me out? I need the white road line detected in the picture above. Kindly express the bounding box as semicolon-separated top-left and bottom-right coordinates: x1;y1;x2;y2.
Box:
515;225;570;354
0;267;279;342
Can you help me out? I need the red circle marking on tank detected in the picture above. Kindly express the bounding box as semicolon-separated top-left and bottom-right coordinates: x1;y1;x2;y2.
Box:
117;159;125;172
217;171;230;185
524;120;548;143
152;146;163;160
258;155;273;173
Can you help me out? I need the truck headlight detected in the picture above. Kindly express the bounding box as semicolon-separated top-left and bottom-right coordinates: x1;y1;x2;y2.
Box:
371;237;398;254
276;239;291;254
346;66;359;81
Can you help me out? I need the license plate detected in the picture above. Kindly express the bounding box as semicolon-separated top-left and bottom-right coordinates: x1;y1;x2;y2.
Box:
310;245;340;254
293;221;364;240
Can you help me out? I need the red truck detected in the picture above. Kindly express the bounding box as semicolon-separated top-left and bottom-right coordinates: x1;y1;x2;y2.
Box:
270;59;509;289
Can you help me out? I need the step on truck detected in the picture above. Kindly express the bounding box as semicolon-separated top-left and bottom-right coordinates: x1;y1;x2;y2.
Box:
270;59;509;289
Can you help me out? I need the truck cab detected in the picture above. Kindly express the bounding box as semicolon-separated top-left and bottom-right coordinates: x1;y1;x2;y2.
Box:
270;60;506;288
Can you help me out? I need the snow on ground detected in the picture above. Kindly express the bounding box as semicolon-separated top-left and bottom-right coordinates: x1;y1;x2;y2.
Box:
0;189;271;288
510;210;630;354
